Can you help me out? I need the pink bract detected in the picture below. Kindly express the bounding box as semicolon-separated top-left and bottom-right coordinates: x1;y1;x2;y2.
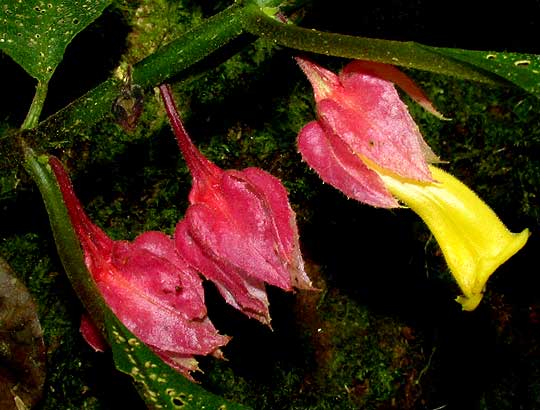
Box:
160;84;313;326
296;57;440;208
49;157;229;379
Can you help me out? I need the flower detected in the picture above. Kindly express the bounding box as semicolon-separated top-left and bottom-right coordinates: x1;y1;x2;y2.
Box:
374;163;529;310
296;58;444;208
296;58;529;310
160;84;313;325
49;157;229;379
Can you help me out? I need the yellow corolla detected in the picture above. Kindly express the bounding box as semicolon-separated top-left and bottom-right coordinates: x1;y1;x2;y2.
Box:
296;57;529;310
376;165;530;311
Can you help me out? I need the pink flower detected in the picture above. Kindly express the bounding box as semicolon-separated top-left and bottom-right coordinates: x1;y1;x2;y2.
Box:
296;59;529;310
49;157;229;379
296;58;442;208
160;84;313;325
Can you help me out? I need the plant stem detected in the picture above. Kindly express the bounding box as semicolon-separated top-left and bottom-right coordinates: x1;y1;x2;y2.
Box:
132;3;248;88
27;3;249;147
21;81;49;130
12;1;529;165
241;5;504;85
22;145;108;337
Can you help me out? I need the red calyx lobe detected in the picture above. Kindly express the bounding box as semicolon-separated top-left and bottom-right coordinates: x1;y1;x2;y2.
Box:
296;58;440;208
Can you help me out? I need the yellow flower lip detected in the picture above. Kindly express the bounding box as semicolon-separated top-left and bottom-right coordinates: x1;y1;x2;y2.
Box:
455;226;529;311
365;160;530;311
296;57;529;311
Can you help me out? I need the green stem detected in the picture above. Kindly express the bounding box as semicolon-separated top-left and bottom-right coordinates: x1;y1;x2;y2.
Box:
28;3;249;147
241;5;505;85
10;1;526;169
132;3;248;88
21;81;49;130
22;144;108;337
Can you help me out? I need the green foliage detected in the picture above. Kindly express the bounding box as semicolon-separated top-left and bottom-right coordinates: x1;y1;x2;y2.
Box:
108;319;250;410
0;0;111;82
434;48;540;99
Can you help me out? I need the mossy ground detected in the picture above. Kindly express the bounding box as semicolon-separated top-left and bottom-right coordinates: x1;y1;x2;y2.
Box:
1;1;540;409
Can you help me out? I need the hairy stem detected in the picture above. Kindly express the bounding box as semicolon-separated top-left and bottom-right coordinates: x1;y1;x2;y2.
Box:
26;3;249;148
242;5;504;85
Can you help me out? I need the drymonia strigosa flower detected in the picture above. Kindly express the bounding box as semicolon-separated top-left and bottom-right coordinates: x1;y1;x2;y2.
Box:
160;84;313;325
296;57;529;311
49;157;229;379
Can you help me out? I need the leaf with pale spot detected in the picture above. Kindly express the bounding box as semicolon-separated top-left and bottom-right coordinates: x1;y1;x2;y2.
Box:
0;0;111;82
107;316;250;410
427;47;540;99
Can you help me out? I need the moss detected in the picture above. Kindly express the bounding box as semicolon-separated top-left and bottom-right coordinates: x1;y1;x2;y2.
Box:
117;0;204;66
307;289;425;409
0;232;142;409
197;263;426;410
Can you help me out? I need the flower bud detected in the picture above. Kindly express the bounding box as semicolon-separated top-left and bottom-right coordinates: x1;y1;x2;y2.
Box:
49;157;228;378
296;58;529;309
160;84;312;325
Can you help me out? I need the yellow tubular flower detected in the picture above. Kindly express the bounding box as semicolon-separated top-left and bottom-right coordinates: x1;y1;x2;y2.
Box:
376;165;530;310
296;57;529;310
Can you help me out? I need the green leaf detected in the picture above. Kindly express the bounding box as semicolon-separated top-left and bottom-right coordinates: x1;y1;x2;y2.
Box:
107;317;250;410
0;0;111;83
427;47;540;99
